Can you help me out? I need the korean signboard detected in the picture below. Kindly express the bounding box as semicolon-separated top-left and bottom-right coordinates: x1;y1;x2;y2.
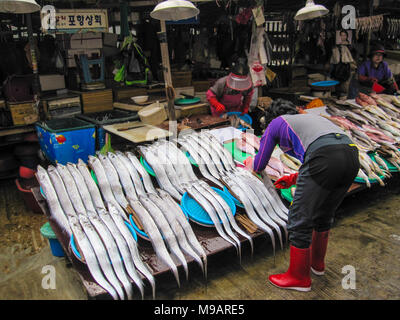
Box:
41;7;108;33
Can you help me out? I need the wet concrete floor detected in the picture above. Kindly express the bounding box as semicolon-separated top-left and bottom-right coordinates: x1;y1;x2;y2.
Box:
0;176;399;300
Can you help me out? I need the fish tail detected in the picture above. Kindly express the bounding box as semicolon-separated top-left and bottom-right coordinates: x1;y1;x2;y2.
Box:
172;265;180;288
203;256;208;282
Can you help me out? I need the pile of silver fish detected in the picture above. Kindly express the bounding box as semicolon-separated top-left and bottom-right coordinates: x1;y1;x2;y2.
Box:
177;131;288;255
140;132;288;259
140;139;254;264
322;92;400;186
88;151;208;292
37;163;151;300
37;151;208;300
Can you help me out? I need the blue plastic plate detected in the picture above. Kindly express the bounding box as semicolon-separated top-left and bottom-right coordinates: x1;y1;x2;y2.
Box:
181;187;236;227
140;156;156;177
311;80;339;87
40;186;46;199
70;220;137;262
129;204;189;240
224;111;253;131
186;152;198;167
223;186;244;208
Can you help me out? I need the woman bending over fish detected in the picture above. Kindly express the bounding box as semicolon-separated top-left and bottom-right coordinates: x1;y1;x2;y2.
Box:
244;103;360;292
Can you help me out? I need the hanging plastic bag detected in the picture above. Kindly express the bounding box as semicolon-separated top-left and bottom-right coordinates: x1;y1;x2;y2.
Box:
250;61;266;87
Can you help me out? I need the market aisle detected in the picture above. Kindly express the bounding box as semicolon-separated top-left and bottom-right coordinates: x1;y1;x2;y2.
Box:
0;179;399;300
156;179;400;300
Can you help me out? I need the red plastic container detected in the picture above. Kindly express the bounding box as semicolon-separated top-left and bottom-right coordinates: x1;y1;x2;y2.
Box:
15;178;43;214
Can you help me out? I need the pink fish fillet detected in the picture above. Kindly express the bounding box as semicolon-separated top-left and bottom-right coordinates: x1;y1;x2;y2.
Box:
330;116;359;130
267;156;285;177
362;124;396;143
264;165;281;180
236;139;256;155
241;132;261;150
365;132;396;144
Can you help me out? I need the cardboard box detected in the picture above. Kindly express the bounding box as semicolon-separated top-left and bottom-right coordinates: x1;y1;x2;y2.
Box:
103;32;118;47
39;74;66;92
8;102;38;125
70;32;103;49
193;80;211;92
113;86;147;101
171;71;192;87
77;89;113;113
67;48;101;67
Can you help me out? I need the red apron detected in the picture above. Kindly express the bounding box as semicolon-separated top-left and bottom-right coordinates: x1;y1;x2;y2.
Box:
210;86;243;116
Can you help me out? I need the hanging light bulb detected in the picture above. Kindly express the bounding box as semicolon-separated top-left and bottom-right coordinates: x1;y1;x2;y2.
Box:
294;0;329;21
0;0;41;14
150;0;199;21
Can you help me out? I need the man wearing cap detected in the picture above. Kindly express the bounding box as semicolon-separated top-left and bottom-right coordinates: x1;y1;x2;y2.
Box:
206;63;254;116
357;44;399;94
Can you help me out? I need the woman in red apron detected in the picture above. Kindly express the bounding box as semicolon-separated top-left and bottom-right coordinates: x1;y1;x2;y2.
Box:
206;63;254;116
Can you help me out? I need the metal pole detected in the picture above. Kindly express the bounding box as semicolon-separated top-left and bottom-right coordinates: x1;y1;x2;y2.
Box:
25;13;41;103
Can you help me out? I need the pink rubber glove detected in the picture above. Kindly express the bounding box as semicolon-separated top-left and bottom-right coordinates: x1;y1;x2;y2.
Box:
243;156;254;171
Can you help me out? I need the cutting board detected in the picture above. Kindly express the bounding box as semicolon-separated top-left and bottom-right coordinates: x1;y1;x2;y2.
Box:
103;122;172;143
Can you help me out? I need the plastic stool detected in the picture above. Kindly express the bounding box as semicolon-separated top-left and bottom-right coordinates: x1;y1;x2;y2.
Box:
78;54;105;84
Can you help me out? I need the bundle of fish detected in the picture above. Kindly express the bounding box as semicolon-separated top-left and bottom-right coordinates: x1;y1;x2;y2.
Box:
88;152;207;290
321;92;400;186
37;151;208;299
139;139;253;263
175;131;289;255
233;131;298;180
36;162;153;300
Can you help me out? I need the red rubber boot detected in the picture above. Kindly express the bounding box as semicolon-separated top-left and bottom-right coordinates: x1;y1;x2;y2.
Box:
268;245;311;292
311;230;330;275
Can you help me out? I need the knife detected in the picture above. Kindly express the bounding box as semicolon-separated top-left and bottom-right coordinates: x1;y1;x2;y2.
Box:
117;123;147;131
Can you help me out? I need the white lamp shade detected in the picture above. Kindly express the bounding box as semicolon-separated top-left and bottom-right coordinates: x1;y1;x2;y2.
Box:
0;0;41;14
294;0;329;21
150;0;199;21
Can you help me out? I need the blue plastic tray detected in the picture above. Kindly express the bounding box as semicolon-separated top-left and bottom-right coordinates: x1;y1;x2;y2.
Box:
129;204;189;240
70;220;137;262
311;80;339;87
181;187;236;227
223;186;244;208
140;156;156;177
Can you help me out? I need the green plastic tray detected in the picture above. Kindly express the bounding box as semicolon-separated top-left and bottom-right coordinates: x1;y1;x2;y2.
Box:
280;186;295;203
223;141;254;163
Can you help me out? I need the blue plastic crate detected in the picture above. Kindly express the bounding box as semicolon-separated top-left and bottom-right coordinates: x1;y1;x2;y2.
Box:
36;118;96;165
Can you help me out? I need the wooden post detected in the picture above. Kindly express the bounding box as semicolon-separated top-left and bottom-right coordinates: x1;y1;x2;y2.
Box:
158;21;176;122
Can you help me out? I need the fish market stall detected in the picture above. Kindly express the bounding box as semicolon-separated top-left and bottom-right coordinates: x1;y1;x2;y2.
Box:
33;133;288;300
33;186;267;299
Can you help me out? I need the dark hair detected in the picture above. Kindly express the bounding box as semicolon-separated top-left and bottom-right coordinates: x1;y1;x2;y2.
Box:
264;98;298;126
339;29;348;37
231;62;249;76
